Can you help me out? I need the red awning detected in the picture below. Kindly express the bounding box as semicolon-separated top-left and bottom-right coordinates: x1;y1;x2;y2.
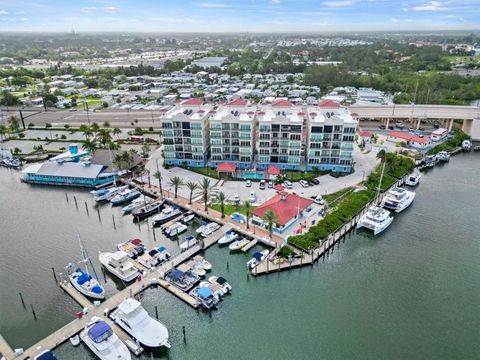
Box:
268;165;281;175
216;163;237;173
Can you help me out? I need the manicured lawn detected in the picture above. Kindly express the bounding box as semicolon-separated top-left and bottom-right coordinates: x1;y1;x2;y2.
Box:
179;166;219;179
324;187;353;205
210;203;257;216
283;170;328;182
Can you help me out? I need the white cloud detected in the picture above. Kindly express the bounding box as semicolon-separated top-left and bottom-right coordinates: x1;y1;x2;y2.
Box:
0;10;8;15
390;18;398;22
194;2;227;8
271;0;281;3
81;6;119;14
412;1;447;11
322;0;357;8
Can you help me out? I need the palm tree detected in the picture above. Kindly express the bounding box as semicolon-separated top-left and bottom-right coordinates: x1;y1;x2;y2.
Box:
79;124;92;139
96;128;112;148
114;153;123;172
217;192;228;218
82;138;98;154
199;177;211;212
169;176;183;199
112;127;122;139
186;181;199;205
153;170;163;198
262;210;279;239
8;115;19;132
0;124;6;144
90;122;99;135
242;200;253;229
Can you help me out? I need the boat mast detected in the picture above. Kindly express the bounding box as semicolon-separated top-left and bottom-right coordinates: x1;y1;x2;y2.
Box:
376;161;386;205
77;234;101;282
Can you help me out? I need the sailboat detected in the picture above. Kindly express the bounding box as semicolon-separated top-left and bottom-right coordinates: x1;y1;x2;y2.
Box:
357;161;394;235
67;235;105;300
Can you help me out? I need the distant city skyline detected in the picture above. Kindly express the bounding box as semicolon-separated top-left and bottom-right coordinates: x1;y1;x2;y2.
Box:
0;0;479;32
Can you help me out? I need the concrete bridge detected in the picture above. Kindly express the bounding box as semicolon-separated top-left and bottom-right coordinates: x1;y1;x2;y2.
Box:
351;104;480;140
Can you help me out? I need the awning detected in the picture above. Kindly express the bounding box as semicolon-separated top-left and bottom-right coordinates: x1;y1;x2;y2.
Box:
216;163;237;173
267;165;280;175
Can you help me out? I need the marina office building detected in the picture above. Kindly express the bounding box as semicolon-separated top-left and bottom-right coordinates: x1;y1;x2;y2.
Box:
160;99;357;173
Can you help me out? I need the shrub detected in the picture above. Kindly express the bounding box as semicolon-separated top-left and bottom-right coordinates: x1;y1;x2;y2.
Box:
28;123;34;128
45;123;52;128
64;124;70;129
18;133;25;138
61;134;67;139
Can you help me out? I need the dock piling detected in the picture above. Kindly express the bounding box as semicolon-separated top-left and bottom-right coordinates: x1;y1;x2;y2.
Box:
30;304;37;320
19;292;25;308
226;261;229;270
153;228;157;241
65;192;69;203
97;208;101;223
155;306;158;319
51;267;57;282
182;326;186;343
73;195;78;208
85;201;89;216
112;214;116;229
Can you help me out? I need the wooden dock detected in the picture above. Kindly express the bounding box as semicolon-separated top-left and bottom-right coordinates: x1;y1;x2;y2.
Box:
242;239;258;253
59;281;94;311
0;334;15;360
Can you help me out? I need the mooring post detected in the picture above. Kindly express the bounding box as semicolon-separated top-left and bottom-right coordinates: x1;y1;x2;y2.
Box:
52;267;57;282
19;292;25;308
153;227;156;241
226;261;229;270
97;208;101;222
30;304;37;320
73;195;78;208
112;214;116;229
138;220;141;231
155;305;158;319
85;201;89;216
65;192;69;203
182;326;186;343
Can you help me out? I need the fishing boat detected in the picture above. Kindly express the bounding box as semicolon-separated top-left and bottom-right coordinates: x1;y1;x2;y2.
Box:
382;187;415;213
181;213;195;224
94;185;128;202
193;255;212;271
137;247;170;269
200;222;220;237
165;269;200;291
189;287;219;310
246;250;269;269
110;298;170;349
111;189;141;206
218;231;238;245
98;251;140;282
121;197;152;214
195;222;209;235
228;238;250;251
208;276;232;294
435;151;450;162
117;239;145;259
180;236;197;250
69;335;80;347
405;170;421;186
80;317;131;360
152;206;182;226
67;236;105;299
164;222;187;237
132;201;163;221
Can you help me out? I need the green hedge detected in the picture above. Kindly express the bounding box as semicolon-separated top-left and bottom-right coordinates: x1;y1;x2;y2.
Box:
288;189;376;251
428;131;470;155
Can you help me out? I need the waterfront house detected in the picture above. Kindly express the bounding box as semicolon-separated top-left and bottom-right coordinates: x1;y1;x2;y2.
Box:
386;131;430;149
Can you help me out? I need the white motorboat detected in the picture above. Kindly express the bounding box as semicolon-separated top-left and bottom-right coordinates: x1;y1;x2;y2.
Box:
152;206;182;226
190;263;206;277
405;170;421;186
117;239;145;259
69;335;80;347
200;222;220;237
462;139;471;151
80;317;131;360
208;276;232;294
137;247;170;269
94;185;128;202
193;255;212;271
98;251;140;282
189;286;219;310
228;238;250;251
110;189;141;206
110;298;170;349
435;151;450;162
218;231;238;245
382;187;415;213
195;222;208;234
122;197;152;214
164;222;187;237
181;213;196;224
180;236;198;250
356;205;394;235
246;250;269;269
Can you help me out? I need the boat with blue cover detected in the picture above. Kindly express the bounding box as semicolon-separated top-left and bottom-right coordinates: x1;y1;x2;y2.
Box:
34;350;58;360
246;250;269;269
165;269;200;291
111;189;141;206
80;317;131;360
190;286;219;309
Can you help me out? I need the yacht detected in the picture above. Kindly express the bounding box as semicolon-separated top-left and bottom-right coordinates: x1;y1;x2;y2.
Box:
181;213;196;224
356;206;394;235
94;186;128;202
110;298;170;349
111;189;141;206
152;206;182;226
180;236;198;250
0;157;22;169
193;255;212;271
34;350;58;360
382;187;415;213
121;197;152;214
246;250;269;269
462;139;472;151
200;222;220;237
98;251;140;282
405;170;421;186
117;239;145;259
218;231;238;245
80;317;131;360
164;222;187;237
435;151;450;162
228;238;250;251
165;269;200;291
195;222;209;235
132;201;164;222
137;247;170;269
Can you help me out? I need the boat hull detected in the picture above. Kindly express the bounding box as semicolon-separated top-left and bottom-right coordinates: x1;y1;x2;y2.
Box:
70;278;105;300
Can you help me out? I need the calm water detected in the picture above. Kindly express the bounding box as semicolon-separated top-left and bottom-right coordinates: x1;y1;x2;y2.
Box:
1;153;480;359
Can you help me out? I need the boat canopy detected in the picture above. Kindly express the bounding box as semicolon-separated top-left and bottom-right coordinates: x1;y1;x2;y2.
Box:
252;252;264;261
75;270;93;286
88;321;112;343
197;287;214;299
169;270;185;281
157;246;167;252
36;350;58;360
130;238;142;245
148;249;158;256
216;277;227;285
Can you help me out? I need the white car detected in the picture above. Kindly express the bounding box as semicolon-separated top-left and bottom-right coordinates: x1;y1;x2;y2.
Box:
314;195;325;205
233;194;240;202
246;180;252;187
284;181;293;189
249;191;256;203
299;180;309;188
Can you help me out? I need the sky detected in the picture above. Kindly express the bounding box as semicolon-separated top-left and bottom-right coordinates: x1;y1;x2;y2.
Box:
0;0;478;32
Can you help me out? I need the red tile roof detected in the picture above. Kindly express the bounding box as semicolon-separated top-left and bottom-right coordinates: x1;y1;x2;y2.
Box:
181;98;203;106
318;100;340;108
358;131;372;137
216;163;237;172
272;99;293;107
268;165;281;175
227;99;247;106
252;192;314;226
387;131;428;144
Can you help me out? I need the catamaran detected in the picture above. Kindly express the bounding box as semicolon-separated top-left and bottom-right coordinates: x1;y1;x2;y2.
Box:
110;298;170;349
67;235;105;300
382;187;415;213
80;317;131;360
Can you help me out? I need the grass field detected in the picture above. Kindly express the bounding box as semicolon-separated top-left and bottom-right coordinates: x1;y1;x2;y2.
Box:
210;203;257;216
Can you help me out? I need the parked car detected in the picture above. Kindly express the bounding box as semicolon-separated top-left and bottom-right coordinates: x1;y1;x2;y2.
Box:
249;191;256;203
395;122;405;129
418;126;425;131
259;180;266;190
268;180;274;188
379;124;386;130
284;181;293;189
233;194;240;202
330;172;341;178
309;178;320;185
299;180;309;188
314;195;325;205
388;125;394;130
245;180;252;187
408;127;415;133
